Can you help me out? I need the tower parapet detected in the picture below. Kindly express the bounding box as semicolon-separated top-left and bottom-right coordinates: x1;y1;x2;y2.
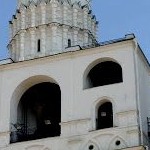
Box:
9;0;98;61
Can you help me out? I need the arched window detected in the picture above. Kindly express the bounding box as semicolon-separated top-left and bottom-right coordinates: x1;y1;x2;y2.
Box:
96;102;113;130
11;82;61;143
86;61;123;88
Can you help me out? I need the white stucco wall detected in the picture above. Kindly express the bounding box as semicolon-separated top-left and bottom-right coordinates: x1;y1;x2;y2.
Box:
0;40;143;149
134;46;150;146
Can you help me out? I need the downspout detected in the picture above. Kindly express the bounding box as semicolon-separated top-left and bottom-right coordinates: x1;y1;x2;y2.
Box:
133;38;143;145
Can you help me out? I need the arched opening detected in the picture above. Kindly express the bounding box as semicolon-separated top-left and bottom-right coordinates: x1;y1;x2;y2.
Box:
86;61;123;88
96;102;113;130
11;82;61;143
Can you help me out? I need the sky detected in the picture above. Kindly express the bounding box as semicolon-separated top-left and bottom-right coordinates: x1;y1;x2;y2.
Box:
0;0;150;61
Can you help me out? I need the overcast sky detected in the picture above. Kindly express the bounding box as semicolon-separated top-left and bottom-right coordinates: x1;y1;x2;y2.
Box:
0;0;150;61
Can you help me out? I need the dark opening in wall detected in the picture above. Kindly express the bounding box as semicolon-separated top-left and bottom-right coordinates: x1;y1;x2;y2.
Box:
89;145;94;150
37;39;41;52
87;61;123;88
115;140;121;146
96;102;113;130
68;39;71;47
11;82;61;143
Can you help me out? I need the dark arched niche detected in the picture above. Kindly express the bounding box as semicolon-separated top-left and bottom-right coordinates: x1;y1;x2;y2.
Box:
85;61;123;89
11;82;61;143
96;102;113;130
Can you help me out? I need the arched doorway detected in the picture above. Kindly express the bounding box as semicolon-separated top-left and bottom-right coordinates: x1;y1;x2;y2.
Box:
11;82;61;143
96;102;113;130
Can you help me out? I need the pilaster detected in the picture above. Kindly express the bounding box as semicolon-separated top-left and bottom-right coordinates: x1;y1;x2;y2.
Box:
12;19;17;37
40;2;46;24
62;25;69;49
11;40;16;60
47;25;52;54
9;22;13;40
73;7;78;27
16;12;21;33
88;14;92;31
20;9;26;29
83;7;88;30
73;27;79;46
83;30;89;46
16;35;20;61
30;5;36;27
29;28;36;56
19;30;26;61
51;2;57;22
51;23;59;53
39;25;47;55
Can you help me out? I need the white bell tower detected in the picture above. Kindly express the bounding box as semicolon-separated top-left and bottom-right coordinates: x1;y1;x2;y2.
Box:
9;0;98;61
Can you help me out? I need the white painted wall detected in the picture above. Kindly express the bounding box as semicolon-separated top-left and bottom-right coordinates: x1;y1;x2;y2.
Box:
0;40;144;149
9;0;97;62
134;46;150;146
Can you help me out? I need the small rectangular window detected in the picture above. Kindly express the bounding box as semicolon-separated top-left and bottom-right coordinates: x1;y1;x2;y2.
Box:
37;39;41;52
68;39;71;47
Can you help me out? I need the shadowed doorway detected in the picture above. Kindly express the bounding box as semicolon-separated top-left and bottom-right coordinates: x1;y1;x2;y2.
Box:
96;102;113;130
13;82;61;142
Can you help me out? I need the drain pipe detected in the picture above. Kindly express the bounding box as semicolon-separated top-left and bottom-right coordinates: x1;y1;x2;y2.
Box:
132;37;143;145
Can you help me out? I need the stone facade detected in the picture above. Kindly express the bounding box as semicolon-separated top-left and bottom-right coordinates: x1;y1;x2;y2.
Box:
8;0;98;61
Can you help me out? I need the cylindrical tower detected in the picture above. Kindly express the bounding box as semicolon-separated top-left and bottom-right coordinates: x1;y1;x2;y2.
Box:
9;0;98;61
